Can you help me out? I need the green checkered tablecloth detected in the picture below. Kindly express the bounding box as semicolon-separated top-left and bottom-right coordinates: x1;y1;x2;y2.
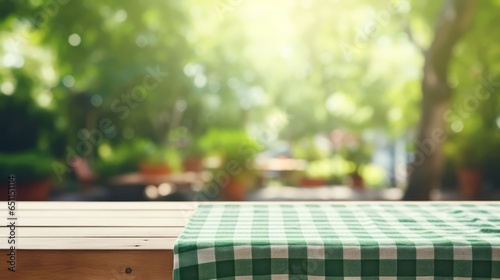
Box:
173;203;500;279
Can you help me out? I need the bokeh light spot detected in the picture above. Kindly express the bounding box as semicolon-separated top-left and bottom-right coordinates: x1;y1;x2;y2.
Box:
158;183;174;196
451;121;464;133
37;90;53;107
115;10;127;23
91;94;103;107
175;99;187;112
63;75;75;87
68;33;81;46
144;185;159;199
1;82;14;95
136;35;148;48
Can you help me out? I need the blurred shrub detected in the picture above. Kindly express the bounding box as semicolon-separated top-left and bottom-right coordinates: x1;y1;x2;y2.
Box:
199;128;259;165
359;164;386;189
95;139;182;176
444;130;495;169
291;137;330;161
304;156;355;180
95;141;143;177
0;151;53;181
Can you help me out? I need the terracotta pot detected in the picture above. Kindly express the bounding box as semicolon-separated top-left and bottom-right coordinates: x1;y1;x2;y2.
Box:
182;157;204;172
139;162;171;176
0;179;52;201
300;177;326;187
223;177;246;201
457;169;483;199
350;173;365;190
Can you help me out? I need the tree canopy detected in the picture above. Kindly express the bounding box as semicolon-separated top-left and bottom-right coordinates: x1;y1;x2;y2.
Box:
1;0;499;192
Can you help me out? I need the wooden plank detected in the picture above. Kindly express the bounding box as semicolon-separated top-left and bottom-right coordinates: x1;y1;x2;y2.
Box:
10;210;194;218
13;201;496;211
0;238;177;250
198;201;496;205
0;250;173;279
2;217;190;227
0;227;184;238
14;201;197;210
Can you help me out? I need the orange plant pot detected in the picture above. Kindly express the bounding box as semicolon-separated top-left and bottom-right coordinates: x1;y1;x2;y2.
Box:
299;177;326;187
223;177;246;201
0;179;52;201
457;169;483;199
182;158;204;173
350;174;365;190
139;162;171;176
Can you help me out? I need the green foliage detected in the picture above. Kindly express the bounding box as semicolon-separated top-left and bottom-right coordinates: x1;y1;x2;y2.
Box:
359;164;386;189
94;141;145;177
291;137;329;161
183;141;205;159
1;0;500;184
0;71;57;153
148;147;182;172
95;139;183;176
199;128;259;164
0;152;53;181
168;126;205;158
340;144;373;170
0;0;433;150
304;156;355;180
445;130;498;169
132;140;182;171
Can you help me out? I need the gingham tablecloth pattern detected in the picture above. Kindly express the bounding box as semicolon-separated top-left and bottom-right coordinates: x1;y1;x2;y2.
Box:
173;203;500;279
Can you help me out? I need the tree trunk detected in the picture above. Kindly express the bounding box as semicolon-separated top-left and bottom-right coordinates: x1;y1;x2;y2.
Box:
404;0;477;200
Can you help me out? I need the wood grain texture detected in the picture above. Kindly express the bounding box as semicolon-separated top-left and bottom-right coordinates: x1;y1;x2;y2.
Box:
0;250;173;280
0;227;184;238
3;217;190;227
14;201;197;210
11;210;194;218
12;201;489;211
0;237;177;250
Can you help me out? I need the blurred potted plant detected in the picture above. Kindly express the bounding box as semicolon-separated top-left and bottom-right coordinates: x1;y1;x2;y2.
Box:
132;139;182;176
445;131;491;199
167;127;205;173
340;143;373;189
302;159;331;187
0;152;53;201
94;141;145;177
291;137;330;187
199;129;259;200
182;142;205;173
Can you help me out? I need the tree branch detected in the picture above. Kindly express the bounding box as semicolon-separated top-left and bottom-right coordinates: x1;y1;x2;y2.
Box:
404;23;426;55
427;0;477;82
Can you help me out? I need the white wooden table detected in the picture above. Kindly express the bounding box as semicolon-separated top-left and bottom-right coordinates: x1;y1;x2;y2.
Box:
0;202;195;279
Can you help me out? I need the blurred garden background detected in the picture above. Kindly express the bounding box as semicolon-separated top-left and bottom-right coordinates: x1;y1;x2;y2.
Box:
1;0;499;201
